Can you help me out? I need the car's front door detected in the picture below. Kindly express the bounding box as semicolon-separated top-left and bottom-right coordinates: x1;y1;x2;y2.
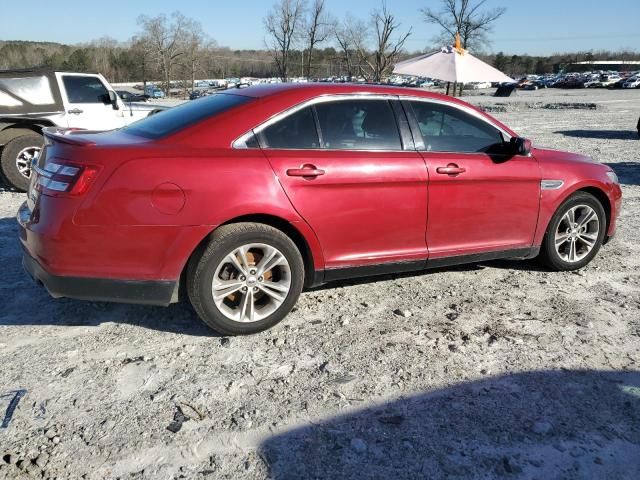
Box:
56;73;125;130
259;97;429;270
405;99;541;260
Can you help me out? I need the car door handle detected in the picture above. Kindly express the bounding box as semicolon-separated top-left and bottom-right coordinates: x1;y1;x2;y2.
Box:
286;165;325;177
67;108;83;115
436;164;466;175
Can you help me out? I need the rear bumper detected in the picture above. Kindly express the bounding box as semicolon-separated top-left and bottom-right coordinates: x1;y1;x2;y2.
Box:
22;248;177;306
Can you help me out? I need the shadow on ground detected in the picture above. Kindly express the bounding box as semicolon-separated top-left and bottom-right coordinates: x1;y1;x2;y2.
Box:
260;370;640;479
554;129;639;140
605;162;640;186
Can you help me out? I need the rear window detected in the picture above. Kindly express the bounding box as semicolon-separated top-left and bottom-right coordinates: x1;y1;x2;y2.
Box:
123;93;253;138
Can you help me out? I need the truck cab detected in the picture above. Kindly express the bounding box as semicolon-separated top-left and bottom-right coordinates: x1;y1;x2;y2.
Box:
0;69;163;191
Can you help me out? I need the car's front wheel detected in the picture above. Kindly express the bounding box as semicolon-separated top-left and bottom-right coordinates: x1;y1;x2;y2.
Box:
187;223;304;335
539;191;606;271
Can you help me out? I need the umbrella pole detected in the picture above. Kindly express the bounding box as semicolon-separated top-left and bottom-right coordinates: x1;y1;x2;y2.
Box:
459;83;463;96
452;81;457;97
446;82;450;96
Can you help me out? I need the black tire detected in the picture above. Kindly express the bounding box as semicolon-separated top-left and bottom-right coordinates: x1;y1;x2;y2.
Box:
187;222;305;335
0;134;43;191
538;191;607;271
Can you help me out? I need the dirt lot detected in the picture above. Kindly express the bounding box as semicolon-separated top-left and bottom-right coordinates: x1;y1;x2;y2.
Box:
1;88;639;479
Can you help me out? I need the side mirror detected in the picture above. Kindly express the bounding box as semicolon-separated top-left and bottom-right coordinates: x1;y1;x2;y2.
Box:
510;136;531;156
108;90;119;110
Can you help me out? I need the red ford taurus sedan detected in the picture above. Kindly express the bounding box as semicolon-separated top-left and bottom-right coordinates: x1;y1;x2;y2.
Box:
18;83;622;335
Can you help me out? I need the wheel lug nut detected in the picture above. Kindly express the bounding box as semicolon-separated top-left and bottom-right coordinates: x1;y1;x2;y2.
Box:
240;276;246;281
242;286;247;292
258;276;263;282
250;269;256;275
253;287;258;292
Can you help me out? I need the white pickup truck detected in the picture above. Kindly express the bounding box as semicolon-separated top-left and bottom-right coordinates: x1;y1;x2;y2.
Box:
0;69;163;191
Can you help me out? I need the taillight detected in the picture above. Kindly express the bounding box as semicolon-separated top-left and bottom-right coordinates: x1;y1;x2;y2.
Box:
33;159;101;197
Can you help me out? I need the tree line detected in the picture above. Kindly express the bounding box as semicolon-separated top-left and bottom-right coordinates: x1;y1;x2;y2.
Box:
0;0;638;94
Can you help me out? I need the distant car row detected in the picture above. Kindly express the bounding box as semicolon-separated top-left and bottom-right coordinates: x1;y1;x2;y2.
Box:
517;72;640;90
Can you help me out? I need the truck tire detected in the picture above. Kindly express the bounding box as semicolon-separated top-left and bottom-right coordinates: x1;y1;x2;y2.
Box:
0;134;43;191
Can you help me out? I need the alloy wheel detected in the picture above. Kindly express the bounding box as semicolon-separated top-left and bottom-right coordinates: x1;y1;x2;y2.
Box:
211;243;292;323
554;204;600;263
16;146;40;179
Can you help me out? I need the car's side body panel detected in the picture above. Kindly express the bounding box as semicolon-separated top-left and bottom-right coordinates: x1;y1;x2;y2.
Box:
421;151;541;258
532;148;622;244
264;148;429;269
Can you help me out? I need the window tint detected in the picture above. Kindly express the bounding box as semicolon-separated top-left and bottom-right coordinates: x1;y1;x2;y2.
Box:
244;133;260;148
260;107;319;149
315;99;402;150
123;93;252;138
62;76;110;104
409;101;503;153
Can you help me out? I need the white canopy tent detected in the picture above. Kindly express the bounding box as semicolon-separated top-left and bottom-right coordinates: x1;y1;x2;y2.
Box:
393;37;513;95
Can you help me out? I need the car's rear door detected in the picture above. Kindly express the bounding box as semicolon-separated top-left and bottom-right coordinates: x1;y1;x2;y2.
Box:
404;99;541;260
258;96;429;271
56;73;124;130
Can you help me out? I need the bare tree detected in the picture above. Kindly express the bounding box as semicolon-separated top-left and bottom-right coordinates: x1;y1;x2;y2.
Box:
264;0;306;81
422;0;506;51
130;36;153;89
181;19;207;92
303;0;331;78
354;4;411;82
137;12;190;95
333;15;357;79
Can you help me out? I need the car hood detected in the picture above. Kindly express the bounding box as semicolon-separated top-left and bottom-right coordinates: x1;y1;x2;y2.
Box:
532;147;599;166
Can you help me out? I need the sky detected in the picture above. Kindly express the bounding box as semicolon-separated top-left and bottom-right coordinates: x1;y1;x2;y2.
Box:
0;0;639;55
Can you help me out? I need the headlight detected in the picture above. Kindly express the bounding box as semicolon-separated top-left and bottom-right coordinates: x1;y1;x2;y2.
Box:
606;171;619;184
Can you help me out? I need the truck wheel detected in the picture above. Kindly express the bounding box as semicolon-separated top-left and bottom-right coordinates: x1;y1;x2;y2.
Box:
0;134;43;191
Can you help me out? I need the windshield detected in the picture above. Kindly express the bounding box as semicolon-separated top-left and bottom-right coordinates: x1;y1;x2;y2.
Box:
123;93;253;138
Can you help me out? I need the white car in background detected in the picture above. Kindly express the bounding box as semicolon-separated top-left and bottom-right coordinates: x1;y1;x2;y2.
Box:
464;81;492;89
623;76;640;89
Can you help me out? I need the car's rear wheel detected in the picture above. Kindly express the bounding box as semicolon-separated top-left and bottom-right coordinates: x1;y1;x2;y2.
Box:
539;192;606;271
0;134;43;191
187;223;304;335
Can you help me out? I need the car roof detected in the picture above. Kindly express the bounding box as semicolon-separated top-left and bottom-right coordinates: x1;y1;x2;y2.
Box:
232;82;454;102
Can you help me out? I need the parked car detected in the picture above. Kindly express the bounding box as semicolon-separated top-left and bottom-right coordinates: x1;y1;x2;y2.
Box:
144;85;165;98
0;69;163;191
115;90;149;102
18;83;622;335
609;78;628;89
623;76;640;89
465;81;492;89
597;74;621;88
189;90;205;100
522;80;547;90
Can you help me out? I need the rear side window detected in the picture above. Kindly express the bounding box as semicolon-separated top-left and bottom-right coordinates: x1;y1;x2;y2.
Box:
123;93;253;138
315;99;402;150
62;76;110;104
409;101;503;153
260;107;319;149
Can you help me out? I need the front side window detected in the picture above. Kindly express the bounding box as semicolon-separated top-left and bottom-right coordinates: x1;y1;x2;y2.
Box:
260;107;319;149
409;101;503;153
62;76;110;104
315;99;402;150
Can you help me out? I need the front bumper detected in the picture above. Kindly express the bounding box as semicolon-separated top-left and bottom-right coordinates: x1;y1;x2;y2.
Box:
21;246;177;307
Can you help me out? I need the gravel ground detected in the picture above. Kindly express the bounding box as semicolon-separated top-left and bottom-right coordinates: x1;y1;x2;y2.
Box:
1;88;639;480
